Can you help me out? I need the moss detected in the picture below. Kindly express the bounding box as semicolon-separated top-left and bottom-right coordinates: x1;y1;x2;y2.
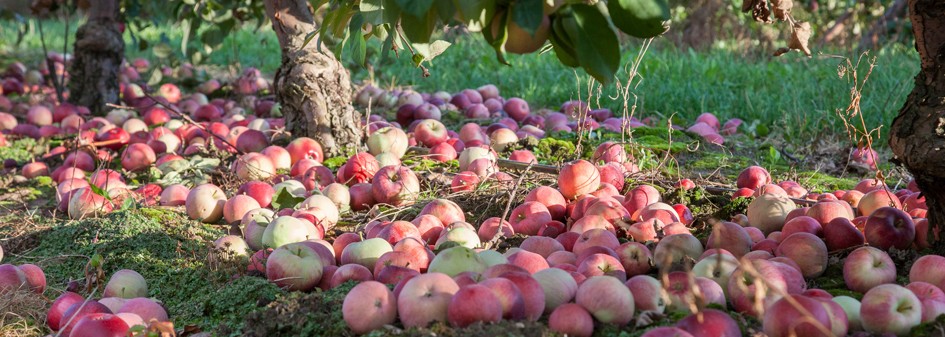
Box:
0;138;45;165
535;136;577;165
790;171;858;192
240;281;357;337
689;152;752;178
322;156;348;170
7;209;278;332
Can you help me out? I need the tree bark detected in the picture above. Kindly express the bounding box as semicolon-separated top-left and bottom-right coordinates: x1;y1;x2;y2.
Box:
68;0;123;115
889;0;945;248
264;0;362;157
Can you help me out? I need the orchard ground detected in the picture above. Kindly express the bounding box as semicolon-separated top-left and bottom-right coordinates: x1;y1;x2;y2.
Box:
1;20;942;337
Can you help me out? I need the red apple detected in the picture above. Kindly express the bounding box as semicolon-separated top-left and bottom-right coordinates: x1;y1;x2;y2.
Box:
447;284;503;327
343;281;397;334
575;276;634;325
843;246;896;293
548;303;594;337
864;206;915;250
860;284;923;335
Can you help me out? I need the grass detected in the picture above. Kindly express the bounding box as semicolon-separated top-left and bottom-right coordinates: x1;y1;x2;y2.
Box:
1;18;920;148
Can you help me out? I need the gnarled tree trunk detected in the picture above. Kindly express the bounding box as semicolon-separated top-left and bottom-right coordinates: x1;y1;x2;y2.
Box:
889;0;945;249
264;0;362;157
68;0;123;115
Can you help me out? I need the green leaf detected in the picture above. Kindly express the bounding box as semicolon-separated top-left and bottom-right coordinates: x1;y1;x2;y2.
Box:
400;10;438;44
608;0;670;38
343;13;367;67
200;26;227;50
435;0;456;22
412;40;452;63
560;4;620;84
153;42;172;59
395;0;434;18
511;0;544;35
147;69;164;86
361;0;385;24
271;187;305;210
180;18;192;55
89;184;108;199
454;0;495;32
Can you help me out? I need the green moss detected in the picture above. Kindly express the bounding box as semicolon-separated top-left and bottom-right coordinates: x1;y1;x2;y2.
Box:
240;281;358;336
322;156;348;170
8;209;281;332
535;137;577;164
689;152;752;178
791;171;858;192
0;138;45;165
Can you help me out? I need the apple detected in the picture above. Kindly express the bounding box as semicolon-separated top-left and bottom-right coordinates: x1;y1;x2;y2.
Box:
860;284;923;336
775;232;828;278
397;272;459;328
329;264;373;288
558;160;601;200
18;263;45;294
479;277;527;320
68;313;129;337
266;242;324;291
59;300;112;336
653;234;704;270
185;184;226;223
615;242;653;277
414;119;448;147
343;281;397;334
519;236;564;258
509;201;552;236
625;275;667;314
428;246;487;277
419;198;466;226
447;284;503;327
864;206;915;250
532;268;578;314
909;254;945;292
223;195;261;225
371;165;420;206
843;246;896;293
340;238;393;271
728;259;806;317
285;137;324;164
859;189;903;216
116;297;168;323
747;194;796;234
675;309;742;337
548;303;595;337
103;269;147;299
434;226;480;249
906;281;945;323
706;221;752;257
823;217;865;251
763;294;834;337
575;276;635;325
262;216;321;248
47;292;84;330
525;186;568;220
692;253;739;297
832;295;863;331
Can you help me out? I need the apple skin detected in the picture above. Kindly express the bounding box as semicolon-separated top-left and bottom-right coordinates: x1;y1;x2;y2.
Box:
447;284;503;327
909;254;945;296
625;275;667;314
864;206;915;251
519;236;564;258
728;259;806;317
116;297;168;323
419;198;466;226
532;268;578;314
103;269;147;299
343;281;397;334
0;264;24;293
59;300;113;336
762;294;834;337
823;217;865;251
371;165;420;206
525;186;568;220
558;160;601;200
906;281;945;322
843;246;896;293
692;253;739;297
615;241;653;277
479;277;527;320
675;309;742;337
428;246;487;277
832;295;863;331
397;273;460;328
266;242;325;291
47;291;85;331
736;165;772;190
548;303;595;337
640;327;695;337
499;271;546;321
575;275;635;325
860;284;923;336
775;232;829;278
18;263;46;294
185;184;227;223
706;221;752;258
68;313;130;337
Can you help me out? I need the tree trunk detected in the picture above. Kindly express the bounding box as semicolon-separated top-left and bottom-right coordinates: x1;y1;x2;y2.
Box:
889;0;945;249
264;0;362;157
67;0;123;115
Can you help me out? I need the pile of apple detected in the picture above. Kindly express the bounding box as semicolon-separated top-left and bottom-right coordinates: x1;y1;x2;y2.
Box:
3;55;943;337
0;257;168;337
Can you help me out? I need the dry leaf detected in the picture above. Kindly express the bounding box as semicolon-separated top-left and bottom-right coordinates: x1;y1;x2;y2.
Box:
772;0;793;21
751;0;772;23
788;21;812;56
773;47;791;56
741;0;756;12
